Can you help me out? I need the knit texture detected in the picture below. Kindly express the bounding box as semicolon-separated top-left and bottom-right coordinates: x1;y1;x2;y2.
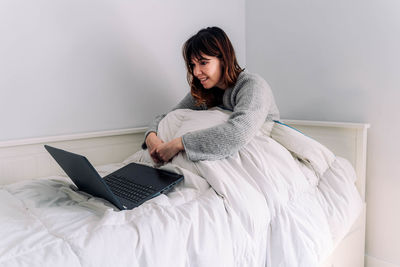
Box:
143;71;280;161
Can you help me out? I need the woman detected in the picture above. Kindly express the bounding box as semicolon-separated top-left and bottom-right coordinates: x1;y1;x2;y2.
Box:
143;26;279;163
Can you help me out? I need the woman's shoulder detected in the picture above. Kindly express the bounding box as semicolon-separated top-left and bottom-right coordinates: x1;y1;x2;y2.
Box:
234;71;271;92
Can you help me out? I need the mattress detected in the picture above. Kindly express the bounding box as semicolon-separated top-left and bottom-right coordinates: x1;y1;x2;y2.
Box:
0;108;363;267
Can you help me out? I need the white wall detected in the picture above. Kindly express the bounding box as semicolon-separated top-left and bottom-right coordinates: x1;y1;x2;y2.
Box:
0;0;245;141
246;0;400;266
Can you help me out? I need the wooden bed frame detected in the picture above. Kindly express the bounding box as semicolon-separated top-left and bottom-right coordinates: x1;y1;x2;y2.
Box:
0;120;369;267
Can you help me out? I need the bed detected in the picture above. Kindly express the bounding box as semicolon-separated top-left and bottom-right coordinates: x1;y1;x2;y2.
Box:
0;108;369;267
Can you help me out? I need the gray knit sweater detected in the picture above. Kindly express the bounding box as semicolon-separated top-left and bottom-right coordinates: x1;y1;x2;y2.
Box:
144;71;280;161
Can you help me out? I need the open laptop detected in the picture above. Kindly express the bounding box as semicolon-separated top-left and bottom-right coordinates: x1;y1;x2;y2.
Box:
44;145;183;210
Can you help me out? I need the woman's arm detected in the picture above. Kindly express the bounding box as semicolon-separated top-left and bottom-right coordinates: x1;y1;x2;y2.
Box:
143;92;206;163
151;137;184;163
142;92;205;149
145;132;164;163
182;76;275;161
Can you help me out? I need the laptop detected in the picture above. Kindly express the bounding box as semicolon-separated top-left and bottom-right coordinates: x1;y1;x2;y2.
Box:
44;145;184;210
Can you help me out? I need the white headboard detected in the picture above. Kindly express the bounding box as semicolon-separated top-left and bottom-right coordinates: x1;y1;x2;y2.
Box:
0;120;369;200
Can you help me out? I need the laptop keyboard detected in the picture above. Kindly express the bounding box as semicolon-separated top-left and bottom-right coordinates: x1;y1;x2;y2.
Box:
105;174;157;203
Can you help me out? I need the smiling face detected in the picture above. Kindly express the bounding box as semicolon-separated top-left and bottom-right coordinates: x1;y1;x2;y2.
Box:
191;54;226;89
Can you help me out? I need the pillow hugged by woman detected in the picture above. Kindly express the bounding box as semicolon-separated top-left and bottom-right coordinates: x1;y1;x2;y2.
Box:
143;26;280;163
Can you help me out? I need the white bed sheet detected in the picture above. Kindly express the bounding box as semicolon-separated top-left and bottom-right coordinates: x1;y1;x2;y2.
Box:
0;109;363;267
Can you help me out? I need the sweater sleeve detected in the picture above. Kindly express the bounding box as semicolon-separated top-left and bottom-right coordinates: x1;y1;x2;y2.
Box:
142;92;204;149
182;77;272;161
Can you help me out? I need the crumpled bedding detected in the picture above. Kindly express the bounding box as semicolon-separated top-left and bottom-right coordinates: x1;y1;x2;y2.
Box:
0;108;363;267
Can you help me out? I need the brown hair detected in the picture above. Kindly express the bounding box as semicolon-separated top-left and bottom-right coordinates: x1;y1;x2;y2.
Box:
182;27;243;107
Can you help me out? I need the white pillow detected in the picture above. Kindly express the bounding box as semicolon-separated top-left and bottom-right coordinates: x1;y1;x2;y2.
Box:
157;108;230;142
271;122;335;177
157;107;275;142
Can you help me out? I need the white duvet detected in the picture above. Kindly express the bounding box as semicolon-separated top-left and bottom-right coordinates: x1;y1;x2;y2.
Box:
0;108;363;267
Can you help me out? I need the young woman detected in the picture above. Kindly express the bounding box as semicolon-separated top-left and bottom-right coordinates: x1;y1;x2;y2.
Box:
143;26;279;163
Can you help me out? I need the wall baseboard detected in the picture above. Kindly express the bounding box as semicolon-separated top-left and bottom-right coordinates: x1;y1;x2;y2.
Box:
366;255;400;267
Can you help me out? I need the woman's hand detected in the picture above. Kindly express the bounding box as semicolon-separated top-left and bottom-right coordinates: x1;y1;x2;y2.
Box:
153;137;184;163
145;132;164;164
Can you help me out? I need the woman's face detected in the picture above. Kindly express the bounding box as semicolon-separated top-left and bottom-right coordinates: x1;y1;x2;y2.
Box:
191;54;225;89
